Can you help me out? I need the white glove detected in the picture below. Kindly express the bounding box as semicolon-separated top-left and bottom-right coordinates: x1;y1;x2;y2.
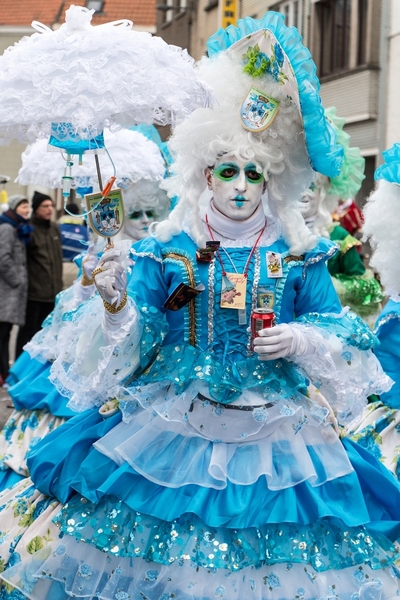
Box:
253;323;315;361
82;244;99;281
94;246;127;307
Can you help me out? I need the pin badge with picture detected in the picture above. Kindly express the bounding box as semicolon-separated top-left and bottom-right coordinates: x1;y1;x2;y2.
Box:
240;86;280;132
86;188;125;243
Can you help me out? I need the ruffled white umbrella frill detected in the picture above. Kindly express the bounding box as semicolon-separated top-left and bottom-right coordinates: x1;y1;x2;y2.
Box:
0;5;212;145
16;129;166;189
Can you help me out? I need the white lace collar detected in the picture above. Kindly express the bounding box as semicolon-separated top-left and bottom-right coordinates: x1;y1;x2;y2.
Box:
181;201;282;248
205;199;281;248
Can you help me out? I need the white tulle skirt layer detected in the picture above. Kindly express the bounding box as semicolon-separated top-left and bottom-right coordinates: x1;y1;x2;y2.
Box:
2;535;399;600
95;392;353;490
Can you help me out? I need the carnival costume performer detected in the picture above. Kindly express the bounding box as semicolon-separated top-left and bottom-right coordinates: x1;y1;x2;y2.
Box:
347;143;400;478
0;131;169;491
0;13;399;600
298;107;382;326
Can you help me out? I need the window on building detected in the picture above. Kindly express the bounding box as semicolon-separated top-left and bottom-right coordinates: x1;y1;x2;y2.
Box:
164;0;174;23
179;0;187;11
357;0;368;65
317;0;351;77
85;0;104;12
271;0;303;34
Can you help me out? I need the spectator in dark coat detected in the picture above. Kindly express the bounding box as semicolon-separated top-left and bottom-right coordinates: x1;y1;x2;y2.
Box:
15;191;63;358
0;195;32;385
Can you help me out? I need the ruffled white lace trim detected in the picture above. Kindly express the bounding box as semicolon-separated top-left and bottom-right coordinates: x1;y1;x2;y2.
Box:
49;294;142;412
95;395;353;490
182;214;282;248
0;6;212;144
25;280;95;363
3;536;398;600
289;321;393;423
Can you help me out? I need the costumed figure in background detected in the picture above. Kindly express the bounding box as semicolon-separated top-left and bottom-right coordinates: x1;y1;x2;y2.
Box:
333;197;364;241
0;14;399;600
115;178;170;243
0;129;168;492
298;107;383;327
346;143;400;478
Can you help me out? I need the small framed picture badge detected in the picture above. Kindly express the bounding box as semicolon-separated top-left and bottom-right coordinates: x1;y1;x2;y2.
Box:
86;188;124;239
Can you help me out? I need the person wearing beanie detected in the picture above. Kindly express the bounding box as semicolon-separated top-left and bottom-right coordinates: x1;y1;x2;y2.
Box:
15;191;63;357
31;190;52;213
0;195;32;385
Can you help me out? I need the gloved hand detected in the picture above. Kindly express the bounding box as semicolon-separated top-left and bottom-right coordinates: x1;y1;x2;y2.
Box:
94;246;127;308
82;244;99;282
253;323;315;361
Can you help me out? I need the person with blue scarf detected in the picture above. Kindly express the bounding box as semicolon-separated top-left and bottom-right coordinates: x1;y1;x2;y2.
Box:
0;195;32;386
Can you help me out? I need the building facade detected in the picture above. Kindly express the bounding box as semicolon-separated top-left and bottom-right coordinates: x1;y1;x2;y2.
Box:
157;0;400;204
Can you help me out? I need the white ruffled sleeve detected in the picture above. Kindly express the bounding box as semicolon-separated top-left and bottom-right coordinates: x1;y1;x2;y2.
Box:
49;239;169;413
288;309;393;423
24;277;95;363
49;294;144;412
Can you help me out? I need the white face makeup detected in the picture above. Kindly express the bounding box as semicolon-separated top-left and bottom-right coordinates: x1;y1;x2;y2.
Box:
206;153;266;221
298;189;319;220
123;208;156;241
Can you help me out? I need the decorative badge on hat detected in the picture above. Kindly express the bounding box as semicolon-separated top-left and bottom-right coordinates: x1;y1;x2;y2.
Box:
241;86;280;132
233;31;300;133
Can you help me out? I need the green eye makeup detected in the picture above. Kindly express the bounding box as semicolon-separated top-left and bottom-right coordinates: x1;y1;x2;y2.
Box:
128;210;156;220
213;163;240;181
213;162;264;184
245;166;264;183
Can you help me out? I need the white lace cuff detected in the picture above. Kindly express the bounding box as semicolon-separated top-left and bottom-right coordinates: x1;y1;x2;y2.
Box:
288;318;393;423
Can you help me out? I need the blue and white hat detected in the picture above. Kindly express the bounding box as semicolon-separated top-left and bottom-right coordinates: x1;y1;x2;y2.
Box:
207;12;343;178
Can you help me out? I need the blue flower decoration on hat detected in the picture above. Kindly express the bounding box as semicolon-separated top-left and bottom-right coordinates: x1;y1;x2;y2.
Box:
207;12;343;178
374;143;400;183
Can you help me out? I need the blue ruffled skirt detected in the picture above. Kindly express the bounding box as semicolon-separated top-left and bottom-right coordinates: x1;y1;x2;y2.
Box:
0;354;75;493
8;356;74;418
6;351;36;387
1;391;400;599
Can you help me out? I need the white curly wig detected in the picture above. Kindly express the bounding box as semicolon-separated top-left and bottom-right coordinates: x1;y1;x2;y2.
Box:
363;179;400;296
155;51;317;255
301;173;339;238
123;179;170;220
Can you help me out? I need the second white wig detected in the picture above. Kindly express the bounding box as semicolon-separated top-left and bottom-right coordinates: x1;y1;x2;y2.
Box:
363;179;400;296
304;173;339;239
123;179;170;220
156;52;317;255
